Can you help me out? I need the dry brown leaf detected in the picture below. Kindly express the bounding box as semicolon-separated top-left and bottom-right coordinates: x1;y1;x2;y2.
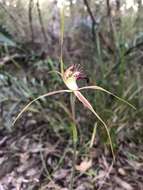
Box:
53;169;69;180
76;159;92;173
114;176;133;190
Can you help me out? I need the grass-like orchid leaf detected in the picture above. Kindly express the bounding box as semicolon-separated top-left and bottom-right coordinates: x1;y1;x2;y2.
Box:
48;70;62;77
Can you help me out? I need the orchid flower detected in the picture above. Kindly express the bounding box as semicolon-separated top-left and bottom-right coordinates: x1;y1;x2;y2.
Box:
13;63;135;160
13;7;136;163
11;8;136;190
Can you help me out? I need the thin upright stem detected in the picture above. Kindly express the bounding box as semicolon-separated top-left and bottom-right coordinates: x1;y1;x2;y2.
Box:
69;136;77;190
69;93;77;190
60;7;65;75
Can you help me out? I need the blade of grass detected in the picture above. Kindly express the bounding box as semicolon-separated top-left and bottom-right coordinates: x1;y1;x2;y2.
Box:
90;122;97;149
48;70;62;77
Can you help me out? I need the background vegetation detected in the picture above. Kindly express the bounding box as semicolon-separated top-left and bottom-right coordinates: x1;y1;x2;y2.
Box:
0;0;143;189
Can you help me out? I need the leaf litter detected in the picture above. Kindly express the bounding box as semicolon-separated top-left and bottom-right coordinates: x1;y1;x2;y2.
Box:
0;120;142;189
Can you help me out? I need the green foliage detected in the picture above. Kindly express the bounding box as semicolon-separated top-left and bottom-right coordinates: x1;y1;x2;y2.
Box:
0;25;16;46
0;0;142;169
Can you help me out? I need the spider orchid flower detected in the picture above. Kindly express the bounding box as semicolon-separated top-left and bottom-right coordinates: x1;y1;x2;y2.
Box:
63;64;136;159
63;64;135;111
13;64;135;160
63;64;93;109
63;64;117;158
63;64;88;90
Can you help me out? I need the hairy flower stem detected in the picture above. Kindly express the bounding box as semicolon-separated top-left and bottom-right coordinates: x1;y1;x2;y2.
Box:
70;136;77;190
69;94;77;190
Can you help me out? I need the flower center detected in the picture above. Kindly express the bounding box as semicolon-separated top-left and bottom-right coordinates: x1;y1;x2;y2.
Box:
63;64;87;91
64;76;78;90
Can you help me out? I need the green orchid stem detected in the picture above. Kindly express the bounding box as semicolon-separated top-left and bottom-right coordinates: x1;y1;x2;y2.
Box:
70;123;78;190
70;93;78;190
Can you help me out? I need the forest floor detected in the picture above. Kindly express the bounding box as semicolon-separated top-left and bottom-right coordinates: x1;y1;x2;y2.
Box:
0;119;143;190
